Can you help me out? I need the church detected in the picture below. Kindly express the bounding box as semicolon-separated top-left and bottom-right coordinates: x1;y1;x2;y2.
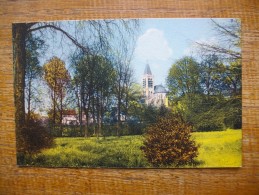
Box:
142;64;168;107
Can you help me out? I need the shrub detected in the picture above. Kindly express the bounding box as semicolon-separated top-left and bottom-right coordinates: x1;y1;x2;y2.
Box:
17;117;54;155
141;114;199;167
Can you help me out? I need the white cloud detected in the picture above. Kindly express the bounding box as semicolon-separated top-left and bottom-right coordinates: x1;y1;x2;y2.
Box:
135;28;173;61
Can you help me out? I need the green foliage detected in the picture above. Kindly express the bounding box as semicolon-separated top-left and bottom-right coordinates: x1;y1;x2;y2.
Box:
223;96;242;129
72;53;116;137
141;104;171;124
127;83;144;120
174;94;241;131
199;54;226;96
224;59;242;96
166;19;242;132
167;55;241;131
167;56;201;97
141;114;199;167
175;94;226;131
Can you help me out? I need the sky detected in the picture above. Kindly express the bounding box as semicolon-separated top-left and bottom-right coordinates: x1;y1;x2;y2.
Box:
132;18;220;86
38;18;233;87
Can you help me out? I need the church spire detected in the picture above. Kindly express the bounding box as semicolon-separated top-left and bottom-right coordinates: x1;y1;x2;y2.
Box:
142;63;154;99
144;63;152;75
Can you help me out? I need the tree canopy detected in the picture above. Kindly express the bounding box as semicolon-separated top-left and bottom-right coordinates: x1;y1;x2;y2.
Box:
166;19;241;131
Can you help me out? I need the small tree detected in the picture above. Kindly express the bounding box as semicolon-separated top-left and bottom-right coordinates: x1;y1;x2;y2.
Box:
43;56;70;135
141;114;199;167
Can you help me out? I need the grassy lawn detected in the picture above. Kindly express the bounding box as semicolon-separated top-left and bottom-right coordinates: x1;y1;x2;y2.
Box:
25;129;242;168
192;129;242;167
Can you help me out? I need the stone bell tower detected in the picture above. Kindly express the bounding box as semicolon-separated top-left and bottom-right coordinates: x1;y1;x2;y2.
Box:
142;63;154;99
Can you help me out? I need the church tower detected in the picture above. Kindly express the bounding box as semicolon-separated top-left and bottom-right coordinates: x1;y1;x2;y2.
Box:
142;63;154;98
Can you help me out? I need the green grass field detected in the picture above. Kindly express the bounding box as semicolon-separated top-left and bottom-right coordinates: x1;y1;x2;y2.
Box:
24;129;242;168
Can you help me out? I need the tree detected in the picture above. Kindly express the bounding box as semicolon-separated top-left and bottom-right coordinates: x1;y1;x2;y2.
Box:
141;114;199;167
43;56;70;135
127;83;144;120
165;19;242;131
195;19;242;129
167;56;201;98
13;22;90;145
199;54;226;97
195;19;241;95
224;59;242;96
93;56;115;137
112;57;134;136
13;24;28;133
25;33;45;121
166;55;229;131
109;25;139;136
72;53;115;137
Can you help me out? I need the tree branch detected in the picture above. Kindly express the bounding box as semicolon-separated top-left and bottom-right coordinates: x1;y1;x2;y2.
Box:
211;19;240;39
28;24;90;54
195;41;241;60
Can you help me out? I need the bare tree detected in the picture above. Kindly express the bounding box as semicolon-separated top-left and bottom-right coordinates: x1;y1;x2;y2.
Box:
195;19;241;61
112;40;137;136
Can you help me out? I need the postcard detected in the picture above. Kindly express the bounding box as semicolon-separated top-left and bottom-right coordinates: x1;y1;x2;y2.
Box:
13;18;241;168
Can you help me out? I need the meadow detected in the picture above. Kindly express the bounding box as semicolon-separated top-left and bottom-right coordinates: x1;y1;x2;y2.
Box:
24;129;242;168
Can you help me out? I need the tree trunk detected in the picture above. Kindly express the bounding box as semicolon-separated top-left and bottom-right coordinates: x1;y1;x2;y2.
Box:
27;79;31;121
85;107;89;138
96;92;101;139
117;94;121;137
100;91;104;138
60;88;63;137
79;96;83;136
83;98;90;138
13;24;27;134
76;87;83;136
92;95;96;136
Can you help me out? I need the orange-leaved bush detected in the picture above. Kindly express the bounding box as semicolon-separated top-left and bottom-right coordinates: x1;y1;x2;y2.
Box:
141;114;199;167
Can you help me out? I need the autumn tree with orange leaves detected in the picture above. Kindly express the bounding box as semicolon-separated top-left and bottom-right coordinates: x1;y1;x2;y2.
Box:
43;56;70;135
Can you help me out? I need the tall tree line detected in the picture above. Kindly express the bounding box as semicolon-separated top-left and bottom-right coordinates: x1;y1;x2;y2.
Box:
167;19;241;131
13;19;139;144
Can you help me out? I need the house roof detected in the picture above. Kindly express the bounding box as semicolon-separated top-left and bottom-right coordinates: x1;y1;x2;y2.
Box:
144;64;152;75
63;109;77;115
154;85;168;93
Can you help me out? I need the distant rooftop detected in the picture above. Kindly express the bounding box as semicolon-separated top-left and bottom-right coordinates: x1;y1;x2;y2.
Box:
154;85;168;94
144;64;152;75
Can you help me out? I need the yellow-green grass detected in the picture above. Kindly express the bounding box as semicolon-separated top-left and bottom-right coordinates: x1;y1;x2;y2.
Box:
27;136;149;168
25;129;242;168
192;129;242;167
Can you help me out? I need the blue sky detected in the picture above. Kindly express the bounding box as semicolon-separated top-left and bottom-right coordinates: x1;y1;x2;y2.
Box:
132;18;221;86
39;18;232;86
